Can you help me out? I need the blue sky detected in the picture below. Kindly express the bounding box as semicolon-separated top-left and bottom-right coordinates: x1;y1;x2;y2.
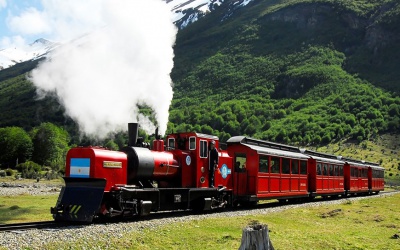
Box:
0;0;106;48
0;0;45;47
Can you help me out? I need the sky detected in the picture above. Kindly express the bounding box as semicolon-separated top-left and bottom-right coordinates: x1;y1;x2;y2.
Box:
0;0;227;48
1;0;50;47
0;0;121;47
1;0;178;139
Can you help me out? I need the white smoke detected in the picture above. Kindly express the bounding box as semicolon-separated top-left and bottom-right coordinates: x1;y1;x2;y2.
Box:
29;0;176;138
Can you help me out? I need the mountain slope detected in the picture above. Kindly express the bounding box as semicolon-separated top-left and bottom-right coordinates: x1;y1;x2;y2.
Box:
169;0;400;143
173;0;400;93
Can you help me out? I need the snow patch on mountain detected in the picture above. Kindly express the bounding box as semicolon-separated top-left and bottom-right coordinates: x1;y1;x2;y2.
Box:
0;38;59;70
167;0;224;29
167;0;255;29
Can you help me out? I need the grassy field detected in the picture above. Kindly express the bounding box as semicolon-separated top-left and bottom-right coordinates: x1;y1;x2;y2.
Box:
0;194;56;224
1;193;399;249
0;177;61;224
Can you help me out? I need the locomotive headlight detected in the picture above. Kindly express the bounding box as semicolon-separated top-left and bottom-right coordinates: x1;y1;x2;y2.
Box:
201;167;205;173
200;176;205;183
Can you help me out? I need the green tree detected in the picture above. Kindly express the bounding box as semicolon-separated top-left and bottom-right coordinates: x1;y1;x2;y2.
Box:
31;123;70;171
388;103;399;117
0;127;33;168
105;140;119;150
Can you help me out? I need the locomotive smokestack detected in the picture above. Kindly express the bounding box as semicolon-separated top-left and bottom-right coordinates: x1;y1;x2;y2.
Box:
128;123;139;146
155;127;160;140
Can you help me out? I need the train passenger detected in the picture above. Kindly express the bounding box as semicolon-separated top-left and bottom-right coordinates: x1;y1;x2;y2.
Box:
209;140;219;187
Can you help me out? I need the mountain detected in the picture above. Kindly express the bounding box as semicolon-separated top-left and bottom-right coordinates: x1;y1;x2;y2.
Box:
0;38;59;70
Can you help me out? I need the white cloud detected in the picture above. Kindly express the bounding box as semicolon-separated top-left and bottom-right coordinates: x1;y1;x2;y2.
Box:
0;0;6;9
6;7;51;35
30;0;177;138
5;0;104;41
0;35;26;48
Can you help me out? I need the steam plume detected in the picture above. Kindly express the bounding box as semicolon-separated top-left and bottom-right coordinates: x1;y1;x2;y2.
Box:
30;0;176;138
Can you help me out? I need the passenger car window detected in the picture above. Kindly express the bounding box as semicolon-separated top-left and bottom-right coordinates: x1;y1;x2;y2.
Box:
235;153;246;172
300;161;307;174
317;163;322;175
259;155;269;173
271;157;280;173
291;160;299;174
282;158;290;174
323;164;328;176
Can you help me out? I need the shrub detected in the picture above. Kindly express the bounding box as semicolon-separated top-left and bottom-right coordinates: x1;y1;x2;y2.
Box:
44;171;61;180
16;161;42;179
16;161;42;173
5;168;14;176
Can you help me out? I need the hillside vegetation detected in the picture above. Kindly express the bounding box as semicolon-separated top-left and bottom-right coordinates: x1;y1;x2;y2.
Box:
170;0;399;143
0;0;399;178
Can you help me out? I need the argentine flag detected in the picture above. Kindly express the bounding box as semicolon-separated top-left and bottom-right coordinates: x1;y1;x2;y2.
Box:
70;158;90;178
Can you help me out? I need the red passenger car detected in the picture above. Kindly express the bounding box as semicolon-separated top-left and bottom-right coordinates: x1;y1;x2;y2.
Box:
303;150;345;198
366;162;385;194
227;136;309;204
343;158;369;195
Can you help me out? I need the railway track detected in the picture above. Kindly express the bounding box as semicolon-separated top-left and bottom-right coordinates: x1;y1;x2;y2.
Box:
0;221;68;232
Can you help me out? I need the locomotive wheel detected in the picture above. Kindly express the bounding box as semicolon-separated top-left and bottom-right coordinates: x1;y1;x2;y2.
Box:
232;200;239;208
190;198;206;213
240;201;258;208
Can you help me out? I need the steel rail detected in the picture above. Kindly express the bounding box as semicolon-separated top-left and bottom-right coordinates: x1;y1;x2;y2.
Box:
0;221;64;232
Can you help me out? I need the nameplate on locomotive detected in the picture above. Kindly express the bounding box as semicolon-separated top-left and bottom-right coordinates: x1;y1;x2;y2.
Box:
103;161;123;168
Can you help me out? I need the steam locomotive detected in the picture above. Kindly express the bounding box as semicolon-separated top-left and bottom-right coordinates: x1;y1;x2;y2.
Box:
51;123;385;222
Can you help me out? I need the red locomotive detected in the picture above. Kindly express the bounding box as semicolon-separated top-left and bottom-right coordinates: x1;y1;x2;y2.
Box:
51;123;385;222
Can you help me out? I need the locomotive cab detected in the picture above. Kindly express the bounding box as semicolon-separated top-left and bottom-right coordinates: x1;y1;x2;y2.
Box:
165;132;232;189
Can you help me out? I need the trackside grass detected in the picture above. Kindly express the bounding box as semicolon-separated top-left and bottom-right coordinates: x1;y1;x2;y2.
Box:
0;194;56;224
41;194;400;250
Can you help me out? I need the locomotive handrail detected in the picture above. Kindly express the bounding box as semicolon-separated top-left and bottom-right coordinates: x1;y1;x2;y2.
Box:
159;163;180;168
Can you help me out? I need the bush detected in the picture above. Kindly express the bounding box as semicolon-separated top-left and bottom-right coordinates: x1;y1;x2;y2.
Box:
44;171;61;180
16;161;42;179
5;168;14;176
0;170;5;177
16;161;42;173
